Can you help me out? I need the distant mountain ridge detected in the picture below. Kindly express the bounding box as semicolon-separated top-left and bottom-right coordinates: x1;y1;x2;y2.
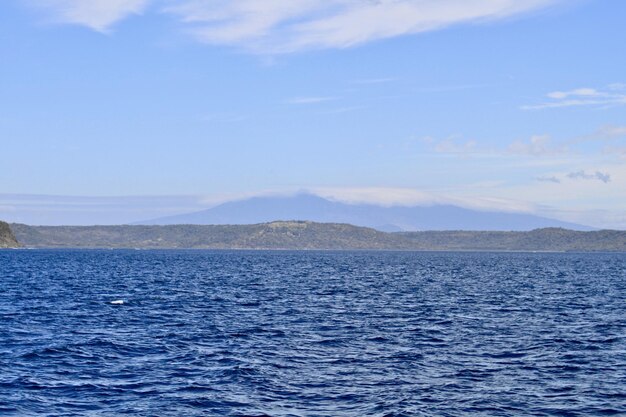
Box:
10;221;412;250
9;222;625;251
135;194;592;231
400;228;626;252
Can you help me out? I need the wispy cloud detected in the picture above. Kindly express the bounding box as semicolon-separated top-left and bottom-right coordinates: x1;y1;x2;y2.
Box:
418;136;484;156
422;134;568;158
566;170;611;183
28;0;151;32
425;127;625;161
595;125;626;138
433;138;478;154
311;186;537;213
536;176;560;183
26;0;561;52
507;135;568;157
603;146;626;160
0;193;214;225
566;125;626;147
522;84;626;110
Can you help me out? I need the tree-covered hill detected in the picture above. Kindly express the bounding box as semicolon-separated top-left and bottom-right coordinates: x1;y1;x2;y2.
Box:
398;228;626;252
8;222;626;251
0;221;20;248
10;221;413;250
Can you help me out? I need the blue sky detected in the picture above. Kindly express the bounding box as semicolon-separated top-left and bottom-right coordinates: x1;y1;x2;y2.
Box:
1;0;625;227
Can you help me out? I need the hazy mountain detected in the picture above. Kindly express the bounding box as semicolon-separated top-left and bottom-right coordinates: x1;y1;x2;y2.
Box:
136;194;592;231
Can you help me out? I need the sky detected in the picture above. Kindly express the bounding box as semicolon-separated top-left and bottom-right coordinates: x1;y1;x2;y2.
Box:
1;0;625;228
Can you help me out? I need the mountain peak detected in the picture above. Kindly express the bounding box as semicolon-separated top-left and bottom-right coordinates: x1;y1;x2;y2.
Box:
135;193;592;231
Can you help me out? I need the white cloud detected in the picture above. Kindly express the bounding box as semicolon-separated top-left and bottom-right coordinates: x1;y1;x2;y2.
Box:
308;171;626;227
311;186;538;213
30;0;560;51
313;186;442;207
266;0;559;52
523;84;626;110
30;0;151;32
546;88;602;99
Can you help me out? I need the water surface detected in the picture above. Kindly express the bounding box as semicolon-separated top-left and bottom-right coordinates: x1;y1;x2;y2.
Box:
1;250;624;416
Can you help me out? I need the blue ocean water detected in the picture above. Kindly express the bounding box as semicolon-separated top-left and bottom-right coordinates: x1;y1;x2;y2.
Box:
1;250;625;417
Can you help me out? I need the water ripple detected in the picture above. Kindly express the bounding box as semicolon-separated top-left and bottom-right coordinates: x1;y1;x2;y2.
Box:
0;250;624;416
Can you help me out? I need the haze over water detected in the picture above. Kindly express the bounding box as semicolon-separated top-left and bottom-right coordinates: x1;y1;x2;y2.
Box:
1;250;624;416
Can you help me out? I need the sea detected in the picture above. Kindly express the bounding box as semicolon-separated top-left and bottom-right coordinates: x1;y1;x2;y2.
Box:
1;249;624;416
